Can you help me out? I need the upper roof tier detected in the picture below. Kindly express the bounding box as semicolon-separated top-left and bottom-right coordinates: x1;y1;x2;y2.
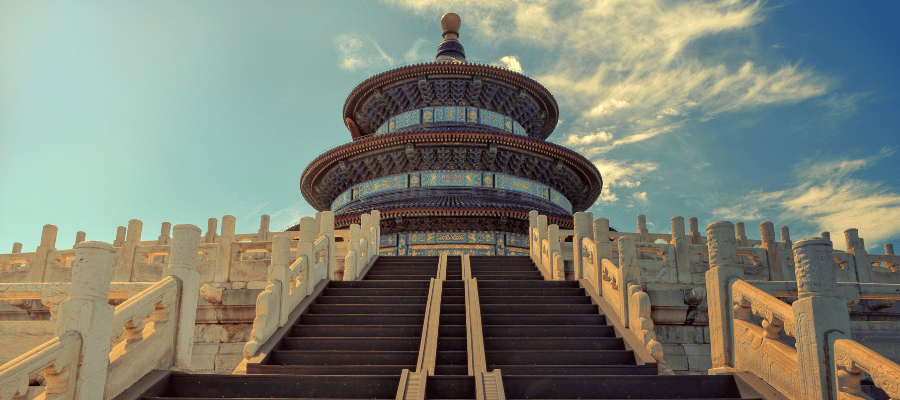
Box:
342;13;559;141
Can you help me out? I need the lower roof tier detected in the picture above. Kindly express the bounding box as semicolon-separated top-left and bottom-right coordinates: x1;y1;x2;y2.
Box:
300;129;603;212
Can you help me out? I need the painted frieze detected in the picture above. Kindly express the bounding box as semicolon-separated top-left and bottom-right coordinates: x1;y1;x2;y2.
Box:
421;171;481;187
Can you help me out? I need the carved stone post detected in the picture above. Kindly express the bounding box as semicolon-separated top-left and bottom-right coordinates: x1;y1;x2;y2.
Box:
216;215;235;282
537;215;548;272
345;224;361;281
74;231;86;247
55;241;115;400
760;222;785;281
821;232;831;241
735;222;748;248
371;210;381;259
163;224;201;368
158;222;171;245
529;211;539;263
360;213;371;263
319;211;337;280
113;226;126;247
548;224;563;280
204;218;218;244
270;234;291;327
780;226;792;248
11;242;22;270
637;215;650;243
705;221;744;372
594;217;612;261
113;219;142;282
886;243;895;255
689;217;701;245
617;236;640;327
30;225;57;283
670;216;691;283
572;212;593;280
792;237;852;400
257;214;270;242
297;217;318;294
844;228;869;283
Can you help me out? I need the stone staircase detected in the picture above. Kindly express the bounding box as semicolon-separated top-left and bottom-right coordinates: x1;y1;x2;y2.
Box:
130;255;772;400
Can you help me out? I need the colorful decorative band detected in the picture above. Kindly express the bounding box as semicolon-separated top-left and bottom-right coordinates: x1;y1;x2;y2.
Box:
331;170;573;213
378;232;531;257
373;106;527;136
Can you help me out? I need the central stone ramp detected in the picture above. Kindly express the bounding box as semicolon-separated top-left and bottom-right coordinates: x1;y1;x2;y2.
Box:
469;256;764;400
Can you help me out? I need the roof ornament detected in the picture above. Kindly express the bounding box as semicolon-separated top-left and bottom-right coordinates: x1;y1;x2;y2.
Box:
436;12;466;63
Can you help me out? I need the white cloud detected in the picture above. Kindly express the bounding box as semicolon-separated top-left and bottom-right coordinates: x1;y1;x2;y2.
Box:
335;33;394;71
714;150;900;250
633;191;648;202
820;92;872;123
498;55;523;72
592;159;658;203
563;130;611;146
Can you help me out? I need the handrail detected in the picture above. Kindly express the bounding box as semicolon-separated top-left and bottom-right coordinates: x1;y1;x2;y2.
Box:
731;279;795;338
833;338;900;399
0;331;81;400
416;278;442;375
465;278;487;375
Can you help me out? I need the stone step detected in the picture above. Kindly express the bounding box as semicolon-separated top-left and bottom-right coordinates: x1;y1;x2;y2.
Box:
147;373;400;399
501;375;749;399
495;364;658;376
480;304;600;314
485;349;635;365
481;314;605;325
322;288;429;296
307;304;427;314
362;275;435;280
246;364;412;376
327;281;430;288
300;314;425;325
314;295;427;305
484;337;625;351
290;324;423;337
483;325;616;337
479;296;592;305
477;280;580;288
477;288;585;296
268;350;419;365
280;337;420;351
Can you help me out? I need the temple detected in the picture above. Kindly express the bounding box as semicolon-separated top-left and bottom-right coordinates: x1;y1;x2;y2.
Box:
1;12;900;400
296;13;602;257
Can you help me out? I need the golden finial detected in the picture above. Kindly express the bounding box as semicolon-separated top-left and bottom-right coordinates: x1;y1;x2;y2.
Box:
441;13;461;40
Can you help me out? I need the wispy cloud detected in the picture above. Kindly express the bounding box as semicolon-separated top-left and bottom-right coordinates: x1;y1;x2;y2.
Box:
386;0;829;154
819;91;873;124
592;159;659;203
713;149;900;249
404;38;432;63
335;33;394;71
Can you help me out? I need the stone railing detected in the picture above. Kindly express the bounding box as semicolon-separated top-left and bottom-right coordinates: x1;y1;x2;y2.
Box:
528;211;564;280
706;221;900;399
0;223;201;400
242;211;378;360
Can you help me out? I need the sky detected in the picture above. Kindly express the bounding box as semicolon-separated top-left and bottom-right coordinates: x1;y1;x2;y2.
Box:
1;0;899;253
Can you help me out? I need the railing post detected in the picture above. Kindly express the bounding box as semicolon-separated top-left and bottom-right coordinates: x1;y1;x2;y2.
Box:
793;237;852;400
319;211;337;280
360;213;371;262
637;214;650;243
55;241;115;400
345;224;361;280
216;215;235;282
670;216;691;283
113;219;142;282
529;211;539;264
113;226;126;247
74;231;86;247
371;210;381;259
705;221;744;372
29;224;57;283
548;224;563;280
735;222;748;248
297;217;317;294
204;218;218;244
158;222;171;245
163;224;201;368
689;217;701;245
572;212;593;280
258;214;270;242
593;218;612;261
759;222;785;281
270;234;291;327
537;215;548;272
616;236;640;327
844;228;870;283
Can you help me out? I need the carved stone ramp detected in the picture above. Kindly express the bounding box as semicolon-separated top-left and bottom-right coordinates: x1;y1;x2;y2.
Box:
468;255;767;399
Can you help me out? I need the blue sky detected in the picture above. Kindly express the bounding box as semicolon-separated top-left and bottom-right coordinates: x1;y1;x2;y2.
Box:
1;0;898;252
